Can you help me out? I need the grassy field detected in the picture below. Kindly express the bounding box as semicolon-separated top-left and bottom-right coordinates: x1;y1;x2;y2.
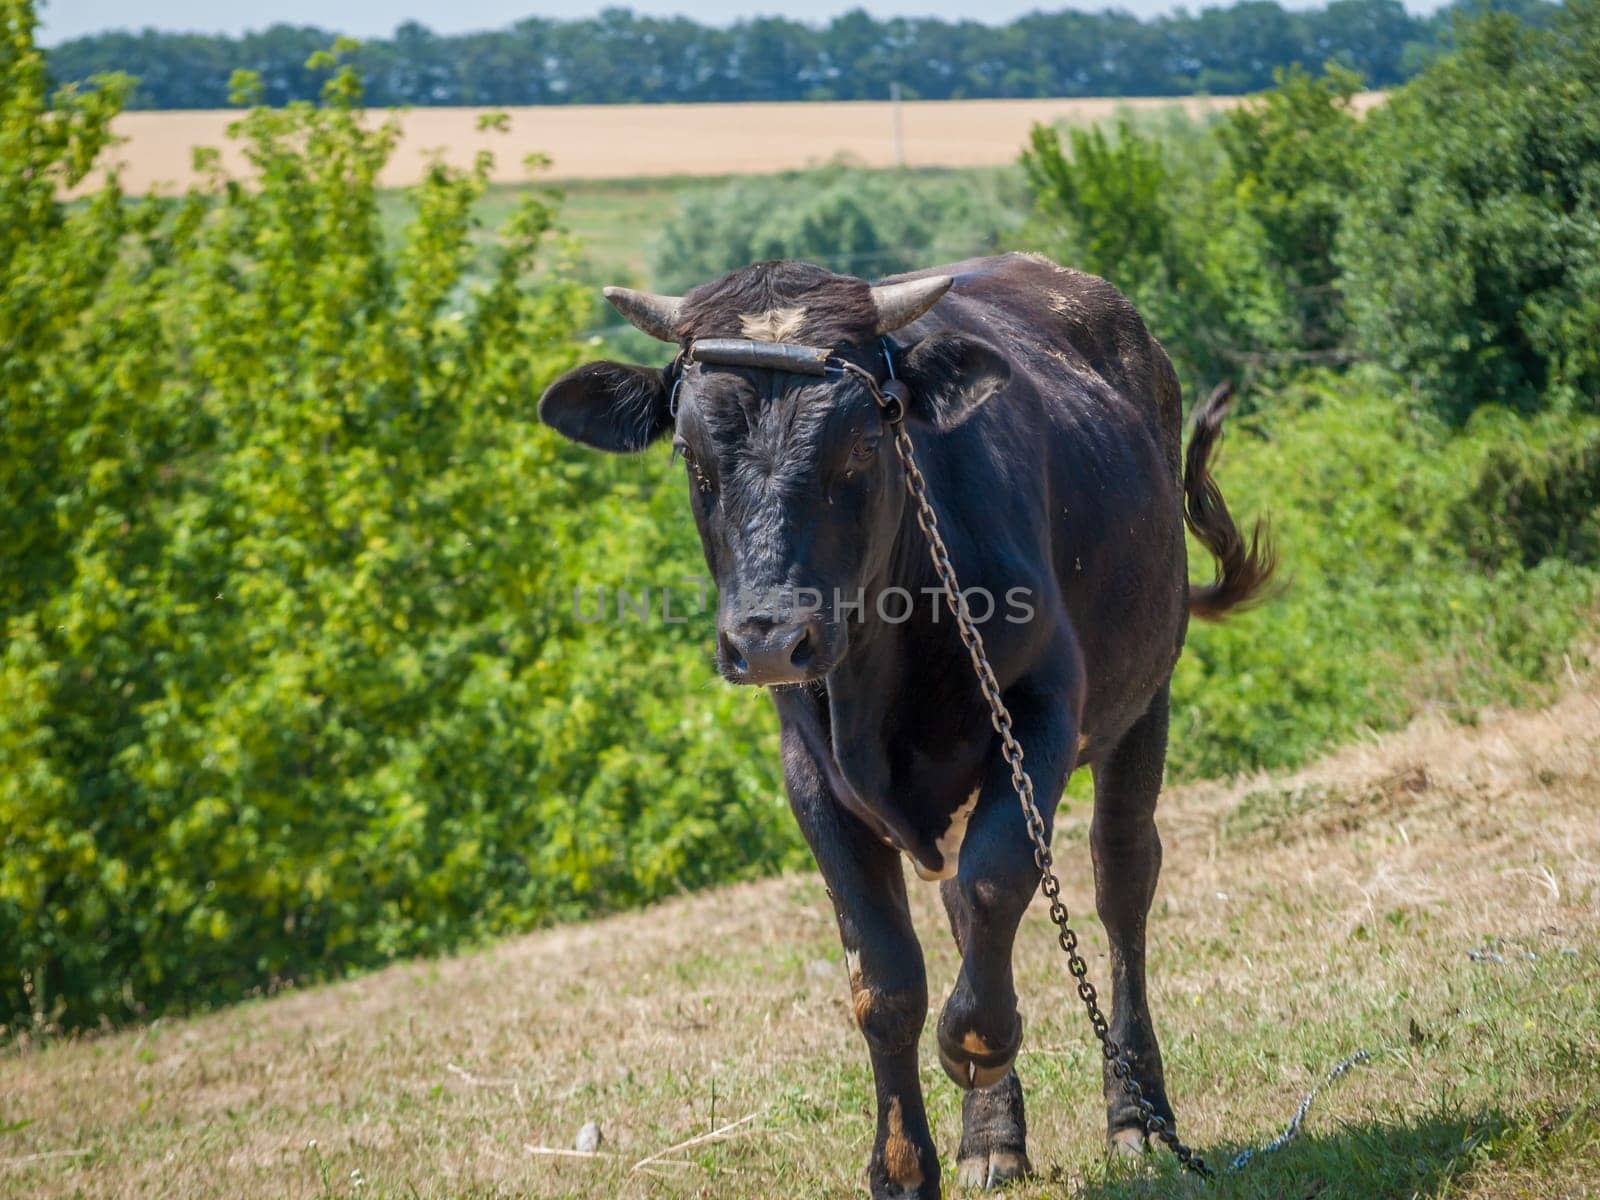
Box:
4;669;1597;1198
374;174;725;288
378;168;963;291
553;177;725;283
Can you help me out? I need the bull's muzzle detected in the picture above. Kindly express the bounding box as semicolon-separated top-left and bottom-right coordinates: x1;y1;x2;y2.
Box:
720;615;825;686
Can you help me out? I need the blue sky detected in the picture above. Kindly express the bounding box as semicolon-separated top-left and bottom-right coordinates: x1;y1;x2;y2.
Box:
40;0;1445;44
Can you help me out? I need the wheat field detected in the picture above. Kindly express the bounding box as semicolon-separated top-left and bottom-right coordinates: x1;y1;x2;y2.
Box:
96;93;1387;194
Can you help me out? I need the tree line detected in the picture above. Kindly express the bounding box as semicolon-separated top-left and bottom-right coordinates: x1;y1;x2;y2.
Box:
49;0;1555;110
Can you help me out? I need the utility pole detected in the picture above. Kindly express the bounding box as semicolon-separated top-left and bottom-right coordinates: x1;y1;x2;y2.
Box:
890;82;905;169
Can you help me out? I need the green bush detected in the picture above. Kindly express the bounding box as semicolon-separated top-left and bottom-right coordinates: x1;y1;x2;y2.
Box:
1020;114;1243;389
1338;0;1600;419
1172;371;1600;778
1019;4;1600;418
0;4;799;1033
1018;86;1363;393
1216;64;1364;360
645;163;1024;294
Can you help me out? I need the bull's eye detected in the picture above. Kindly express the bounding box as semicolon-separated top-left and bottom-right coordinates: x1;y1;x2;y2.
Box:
673;439;714;495
841;435;880;485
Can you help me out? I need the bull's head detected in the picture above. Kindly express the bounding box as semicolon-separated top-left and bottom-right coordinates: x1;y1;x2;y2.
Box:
540;261;1009;686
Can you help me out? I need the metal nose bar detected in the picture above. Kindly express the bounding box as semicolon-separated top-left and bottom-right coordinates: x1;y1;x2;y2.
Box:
687;337;833;375
682;337;907;423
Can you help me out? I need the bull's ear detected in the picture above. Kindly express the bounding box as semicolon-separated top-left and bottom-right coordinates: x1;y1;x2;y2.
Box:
539;360;673;453
896;332;1010;432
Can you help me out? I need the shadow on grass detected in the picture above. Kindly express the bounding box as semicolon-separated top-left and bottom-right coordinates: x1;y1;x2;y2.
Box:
1074;1109;1524;1199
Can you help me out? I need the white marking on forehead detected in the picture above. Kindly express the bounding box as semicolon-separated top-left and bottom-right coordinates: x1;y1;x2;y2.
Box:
739;306;808;343
908;788;982;882
1045;288;1082;315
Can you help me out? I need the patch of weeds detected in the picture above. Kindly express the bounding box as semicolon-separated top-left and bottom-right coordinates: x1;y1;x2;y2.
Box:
1220;784;1335;842
1081;1107;1507;1199
1222;764;1435;846
1476;1103;1600;1174
772;1085;840;1127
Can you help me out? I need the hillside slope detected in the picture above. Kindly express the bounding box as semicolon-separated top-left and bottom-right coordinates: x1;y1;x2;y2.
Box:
4;676;1599;1199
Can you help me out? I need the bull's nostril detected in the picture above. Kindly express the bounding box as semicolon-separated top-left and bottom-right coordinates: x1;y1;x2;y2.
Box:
788;628;813;669
721;631;749;675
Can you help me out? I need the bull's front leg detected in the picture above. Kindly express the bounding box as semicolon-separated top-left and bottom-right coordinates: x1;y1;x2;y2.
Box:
936;675;1079;1187
782;721;940;1199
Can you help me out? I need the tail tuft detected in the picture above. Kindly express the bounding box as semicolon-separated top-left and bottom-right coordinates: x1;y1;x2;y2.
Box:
1184;383;1279;620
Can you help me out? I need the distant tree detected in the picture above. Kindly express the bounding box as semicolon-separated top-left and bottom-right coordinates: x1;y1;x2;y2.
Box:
47;0;1555;110
1306;0;1420;82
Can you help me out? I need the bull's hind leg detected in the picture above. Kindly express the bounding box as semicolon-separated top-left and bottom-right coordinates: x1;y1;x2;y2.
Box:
1090;683;1177;1153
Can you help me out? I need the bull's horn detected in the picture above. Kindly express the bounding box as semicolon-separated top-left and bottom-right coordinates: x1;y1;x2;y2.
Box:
603;286;684;342
870;275;953;334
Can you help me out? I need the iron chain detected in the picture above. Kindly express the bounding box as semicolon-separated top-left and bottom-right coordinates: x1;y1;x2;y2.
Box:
885;419;1217;1180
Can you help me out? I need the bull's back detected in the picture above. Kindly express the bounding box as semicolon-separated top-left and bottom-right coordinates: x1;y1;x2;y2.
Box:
911;252;1182;475
895;253;1191;735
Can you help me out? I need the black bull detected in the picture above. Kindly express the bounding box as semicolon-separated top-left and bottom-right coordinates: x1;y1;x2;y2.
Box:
540;253;1274;1198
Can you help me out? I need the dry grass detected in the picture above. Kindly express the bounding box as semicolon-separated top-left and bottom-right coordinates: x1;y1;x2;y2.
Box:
93;93;1388;196
3;674;1597;1198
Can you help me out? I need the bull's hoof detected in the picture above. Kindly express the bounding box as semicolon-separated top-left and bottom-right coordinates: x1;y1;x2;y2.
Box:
1107;1126;1151;1157
870;1096;941;1200
870;1168;942;1200
955;1069;1030;1190
937;1015;1023;1091
956;1148;1030;1189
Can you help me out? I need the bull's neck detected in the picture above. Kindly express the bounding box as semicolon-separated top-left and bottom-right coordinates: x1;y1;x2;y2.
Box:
838;456;943;670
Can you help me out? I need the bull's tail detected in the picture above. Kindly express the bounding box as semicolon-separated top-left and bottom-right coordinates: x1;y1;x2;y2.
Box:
1184;383;1278;620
